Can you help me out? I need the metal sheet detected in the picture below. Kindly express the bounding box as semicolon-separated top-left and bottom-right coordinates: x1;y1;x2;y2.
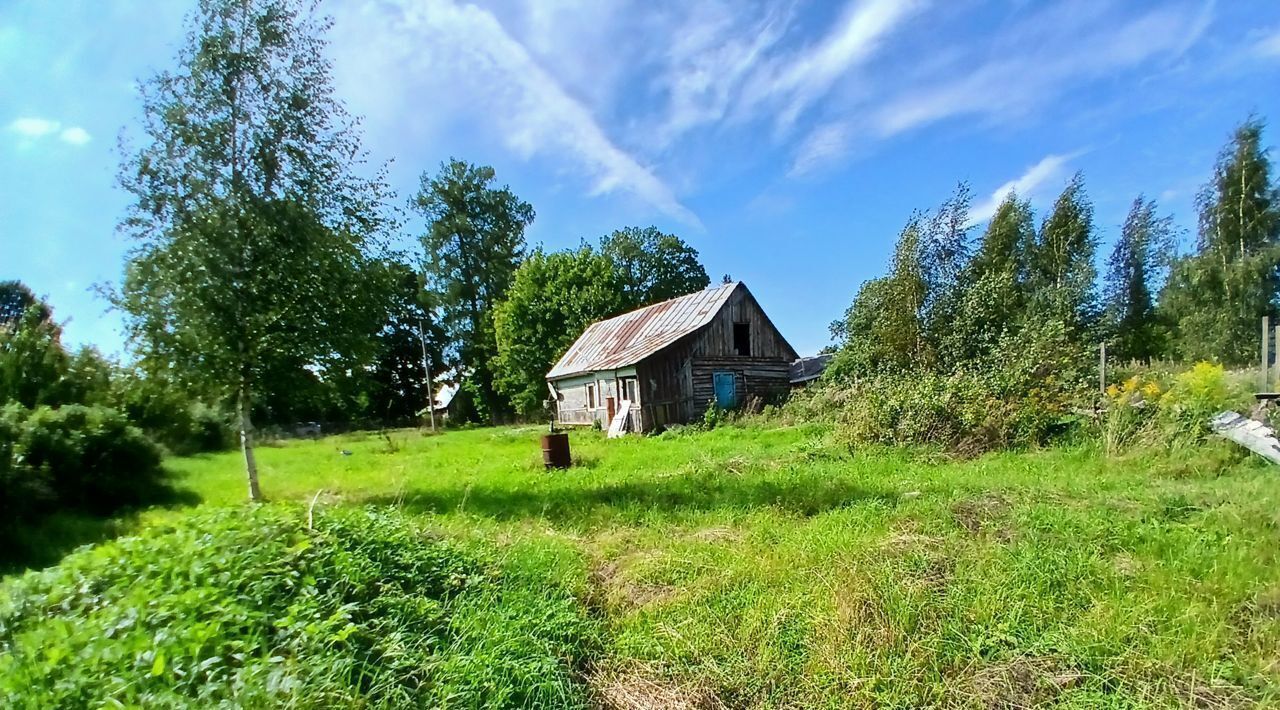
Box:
546;282;739;380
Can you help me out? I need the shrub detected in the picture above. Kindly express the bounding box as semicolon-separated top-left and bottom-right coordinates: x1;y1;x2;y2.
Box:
0;404;164;519
1158;362;1248;438
0;506;595;708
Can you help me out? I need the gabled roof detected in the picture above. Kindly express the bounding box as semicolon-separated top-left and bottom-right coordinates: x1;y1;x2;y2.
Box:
789;354;833;384
547;282;740;380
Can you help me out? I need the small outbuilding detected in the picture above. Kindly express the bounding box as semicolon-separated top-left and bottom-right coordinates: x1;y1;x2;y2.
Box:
546;282;797;434
789;354;833;387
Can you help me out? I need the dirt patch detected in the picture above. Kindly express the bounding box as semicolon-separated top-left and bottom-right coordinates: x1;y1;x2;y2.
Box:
1170;676;1254;709
684;527;741;543
590;558;679;611
1112;553;1141;577
960;656;1083;708
590;667;725;710
1250;587;1280;621
951;494;1012;539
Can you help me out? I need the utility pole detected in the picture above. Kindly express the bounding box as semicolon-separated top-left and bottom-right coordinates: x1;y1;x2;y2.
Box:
418;319;436;432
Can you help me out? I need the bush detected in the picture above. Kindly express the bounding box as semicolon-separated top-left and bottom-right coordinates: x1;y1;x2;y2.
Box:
0;404;165;519
1099;362;1253;452
824;368;1076;455
0;506;596;708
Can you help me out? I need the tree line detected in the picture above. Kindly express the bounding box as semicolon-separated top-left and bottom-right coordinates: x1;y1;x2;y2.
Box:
830;116;1280;383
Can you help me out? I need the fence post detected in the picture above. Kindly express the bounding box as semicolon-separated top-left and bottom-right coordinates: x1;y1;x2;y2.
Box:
1264;316;1271;391
1099;341;1107;395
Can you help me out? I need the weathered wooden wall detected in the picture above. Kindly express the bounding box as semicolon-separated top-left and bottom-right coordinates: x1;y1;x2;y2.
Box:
634;285;795;430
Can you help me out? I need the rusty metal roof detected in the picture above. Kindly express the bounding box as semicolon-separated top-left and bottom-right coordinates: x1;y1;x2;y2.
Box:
547;282;740;380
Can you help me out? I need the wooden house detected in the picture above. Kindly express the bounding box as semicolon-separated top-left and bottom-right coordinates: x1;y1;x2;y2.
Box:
546;282;797;434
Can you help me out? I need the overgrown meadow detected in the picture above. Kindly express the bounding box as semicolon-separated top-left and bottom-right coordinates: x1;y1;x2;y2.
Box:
5;422;1279;708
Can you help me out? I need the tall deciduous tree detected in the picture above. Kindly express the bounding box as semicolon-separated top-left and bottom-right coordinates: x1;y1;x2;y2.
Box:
1103;197;1175;361
1031;173;1098;335
494;246;628;416
946;193;1036;363
0;303;69;408
115;0;393;500
1161;117;1280;364
600;226;710;306
0;280;49;329
412;159;534;424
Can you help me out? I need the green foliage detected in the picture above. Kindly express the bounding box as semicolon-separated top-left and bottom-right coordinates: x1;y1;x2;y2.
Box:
360;262;447;423
831;185;972;373
0;305;69;408
0;506;595;708
494;247;627;416
414;159;534;423
0;280;49;330
1160;117;1280;365
599;226;710;306
1102;197;1177;361
110;369;233;455
0;404;164;525
1030;172;1098;336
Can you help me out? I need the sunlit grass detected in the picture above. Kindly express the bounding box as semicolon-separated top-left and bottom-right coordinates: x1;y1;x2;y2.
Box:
148;423;1280;706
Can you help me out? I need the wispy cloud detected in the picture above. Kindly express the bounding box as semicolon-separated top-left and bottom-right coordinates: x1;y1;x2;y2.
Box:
742;0;926;131
873;2;1211;138
8;117;91;145
1254;27;1280;59
331;0;700;228
789;122;855;176
648;1;789;149
970;152;1077;224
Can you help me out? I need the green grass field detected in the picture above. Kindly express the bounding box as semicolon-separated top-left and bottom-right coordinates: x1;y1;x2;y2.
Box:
8;422;1280;707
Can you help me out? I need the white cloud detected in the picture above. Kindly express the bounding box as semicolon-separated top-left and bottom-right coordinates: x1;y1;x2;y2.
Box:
1255;28;1280;59
8;117;91;146
648;1;789;149
789;122;855;177
741;0;925;131
9;117;61;137
330;0;700;228
970;153;1076;224
873;2;1211;139
59;126;91;145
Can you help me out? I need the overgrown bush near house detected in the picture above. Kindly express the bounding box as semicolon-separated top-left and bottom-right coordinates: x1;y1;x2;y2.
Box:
0;506;595;708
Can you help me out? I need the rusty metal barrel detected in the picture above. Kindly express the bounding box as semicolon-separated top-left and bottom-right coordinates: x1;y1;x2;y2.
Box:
541;432;571;469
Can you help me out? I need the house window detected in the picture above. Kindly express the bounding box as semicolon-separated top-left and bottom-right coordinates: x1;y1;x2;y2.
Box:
733;322;751;356
586;383;596;409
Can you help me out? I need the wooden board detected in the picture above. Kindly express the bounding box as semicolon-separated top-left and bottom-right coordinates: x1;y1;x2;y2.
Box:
607;400;632;438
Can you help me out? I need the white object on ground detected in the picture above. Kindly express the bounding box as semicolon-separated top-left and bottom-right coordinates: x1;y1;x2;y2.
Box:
1210;411;1280;464
608;400;632;439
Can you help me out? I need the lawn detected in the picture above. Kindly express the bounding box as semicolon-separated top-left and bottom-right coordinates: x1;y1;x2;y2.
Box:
9;422;1280;707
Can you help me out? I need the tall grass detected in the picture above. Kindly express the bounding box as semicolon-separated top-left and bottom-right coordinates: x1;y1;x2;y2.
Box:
5;422;1280;706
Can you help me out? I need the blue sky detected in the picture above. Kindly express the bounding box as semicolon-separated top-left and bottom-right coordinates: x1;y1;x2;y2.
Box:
3;0;1280;358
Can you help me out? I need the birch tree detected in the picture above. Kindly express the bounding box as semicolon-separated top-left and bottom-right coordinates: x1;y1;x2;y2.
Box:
115;0;393;500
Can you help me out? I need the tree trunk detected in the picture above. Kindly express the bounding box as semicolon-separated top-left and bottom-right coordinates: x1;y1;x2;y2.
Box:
239;386;262;502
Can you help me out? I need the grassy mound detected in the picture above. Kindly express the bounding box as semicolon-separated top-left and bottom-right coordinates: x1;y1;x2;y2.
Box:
0;506;596;708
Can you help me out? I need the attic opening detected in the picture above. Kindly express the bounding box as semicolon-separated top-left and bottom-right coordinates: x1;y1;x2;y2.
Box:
733;322;751;356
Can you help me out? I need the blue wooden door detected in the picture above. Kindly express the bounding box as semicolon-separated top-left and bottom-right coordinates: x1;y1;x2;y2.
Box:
713;371;736;408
